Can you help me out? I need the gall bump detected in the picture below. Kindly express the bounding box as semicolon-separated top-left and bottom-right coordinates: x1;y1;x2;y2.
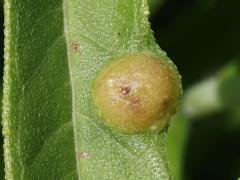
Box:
92;53;182;134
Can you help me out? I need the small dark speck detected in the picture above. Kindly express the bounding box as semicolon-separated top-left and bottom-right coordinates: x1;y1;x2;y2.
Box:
78;152;89;159
118;32;121;36
70;42;81;53
120;86;131;96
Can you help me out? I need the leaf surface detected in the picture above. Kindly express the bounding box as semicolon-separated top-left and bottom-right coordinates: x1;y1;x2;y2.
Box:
3;0;173;179
167;114;190;180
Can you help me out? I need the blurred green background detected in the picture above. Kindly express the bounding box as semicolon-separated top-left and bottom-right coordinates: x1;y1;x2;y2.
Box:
150;0;240;179
0;0;240;179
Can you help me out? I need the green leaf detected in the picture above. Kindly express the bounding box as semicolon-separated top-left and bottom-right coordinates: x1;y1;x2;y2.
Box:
167;114;190;180
0;1;5;178
179;60;240;179
182;77;223;118
219;61;240;110
0;83;4;180
182;60;240;118
3;0;177;179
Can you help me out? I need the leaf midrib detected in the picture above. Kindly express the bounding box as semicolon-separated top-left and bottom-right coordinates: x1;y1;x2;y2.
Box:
63;0;80;179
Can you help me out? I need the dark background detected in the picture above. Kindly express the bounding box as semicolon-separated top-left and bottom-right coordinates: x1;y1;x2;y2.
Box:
151;0;240;180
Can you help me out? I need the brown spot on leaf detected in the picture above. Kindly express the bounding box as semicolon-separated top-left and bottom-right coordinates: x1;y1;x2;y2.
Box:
70;42;81;53
78;152;89;160
118;83;142;111
120;86;131;96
